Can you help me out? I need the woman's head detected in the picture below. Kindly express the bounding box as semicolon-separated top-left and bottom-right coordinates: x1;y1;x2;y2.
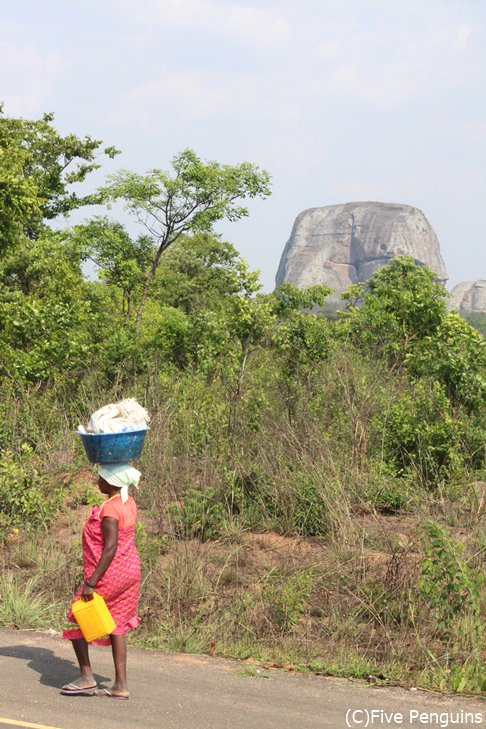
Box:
97;464;141;502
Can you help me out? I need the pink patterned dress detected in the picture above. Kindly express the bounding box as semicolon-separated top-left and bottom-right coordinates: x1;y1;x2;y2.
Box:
63;498;141;646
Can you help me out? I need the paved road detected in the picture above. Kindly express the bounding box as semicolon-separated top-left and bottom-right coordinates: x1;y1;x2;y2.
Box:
0;628;483;729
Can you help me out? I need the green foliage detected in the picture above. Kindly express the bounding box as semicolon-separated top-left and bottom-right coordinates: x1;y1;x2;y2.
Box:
264;568;314;634
270;285;332;421
228;465;332;538
407;312;486;413
103;149;271;236
153;372;229;456
0;296;92;382
0;379;71;456
290;473;330;536
185;308;231;376
169;487;227;541
272;281;332;315
139;234;267;375
0;107;119;240
153;233;261;313
0;573;58;629
418;521;485;693
101;148;271;325
135;522;168;570
385;381;464;487
1;108;485;694
141;304;190;369
0;233;98;383
360;469;416;514
340;256;448;362
463;311;486;337
0;230;84;295
445;660;486;694
70;217;154;317
418;520;483;636
69;479;103;509
258;471;330;537
0;446;64;529
0;134;40;251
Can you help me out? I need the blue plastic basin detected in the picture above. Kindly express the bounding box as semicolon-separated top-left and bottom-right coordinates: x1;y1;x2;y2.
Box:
79;429;147;464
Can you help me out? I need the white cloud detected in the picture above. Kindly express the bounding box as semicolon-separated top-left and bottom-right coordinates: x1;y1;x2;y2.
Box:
1;0;484;290
106;67;300;132
0;21;63;116
462;119;486;144
118;0;292;48
450;24;472;52
311;16;477;110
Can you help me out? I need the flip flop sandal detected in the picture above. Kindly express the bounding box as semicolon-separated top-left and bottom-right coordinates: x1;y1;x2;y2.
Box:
95;688;130;700
60;682;97;696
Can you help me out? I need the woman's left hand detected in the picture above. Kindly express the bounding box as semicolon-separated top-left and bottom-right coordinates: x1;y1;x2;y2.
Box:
81;583;95;601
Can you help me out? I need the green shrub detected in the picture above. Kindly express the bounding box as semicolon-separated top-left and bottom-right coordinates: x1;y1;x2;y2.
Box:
168;487;227;541
264;568;314;634
288;472;330;536
0;445;64;529
408;312;486;413
417;520;485;693
463;311;486;338
385;381;464;487
0;573;59;629
418;520;483;639
234;467;331;537
135;522;168;570
360;468;416;514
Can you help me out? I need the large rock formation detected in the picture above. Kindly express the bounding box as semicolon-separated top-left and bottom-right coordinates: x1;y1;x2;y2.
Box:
449;281;486;313
275;202;448;302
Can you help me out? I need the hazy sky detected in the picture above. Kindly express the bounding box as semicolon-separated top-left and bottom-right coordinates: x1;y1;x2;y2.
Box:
2;0;485;290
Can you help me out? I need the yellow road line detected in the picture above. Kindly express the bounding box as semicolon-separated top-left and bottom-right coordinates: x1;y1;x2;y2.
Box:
0;718;64;729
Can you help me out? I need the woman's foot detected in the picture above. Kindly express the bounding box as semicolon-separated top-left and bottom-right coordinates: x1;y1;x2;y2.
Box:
95;685;130;700
60;675;97;695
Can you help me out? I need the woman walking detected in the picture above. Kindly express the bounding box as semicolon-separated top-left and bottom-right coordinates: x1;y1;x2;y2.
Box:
61;464;141;700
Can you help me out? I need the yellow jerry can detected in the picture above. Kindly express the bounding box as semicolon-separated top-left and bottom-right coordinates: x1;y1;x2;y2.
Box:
71;592;116;642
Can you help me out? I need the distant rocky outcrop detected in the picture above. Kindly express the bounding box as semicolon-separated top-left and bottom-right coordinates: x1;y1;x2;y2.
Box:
449;280;486;313
275;202;448;302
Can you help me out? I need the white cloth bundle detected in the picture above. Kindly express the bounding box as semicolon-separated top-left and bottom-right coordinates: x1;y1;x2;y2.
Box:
78;398;150;434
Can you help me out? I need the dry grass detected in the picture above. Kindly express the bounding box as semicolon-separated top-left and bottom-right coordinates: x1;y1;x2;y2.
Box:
0;364;484;693
1;497;484;692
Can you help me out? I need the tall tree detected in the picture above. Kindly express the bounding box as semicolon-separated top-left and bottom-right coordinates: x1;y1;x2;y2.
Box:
339;256;448;363
0;231;94;382
101;149;271;327
0;105;119;242
69;217;153;319
152;233;261;314
0;127;39;252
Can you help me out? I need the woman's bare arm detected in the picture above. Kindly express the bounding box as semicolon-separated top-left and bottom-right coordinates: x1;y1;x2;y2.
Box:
81;517;119;599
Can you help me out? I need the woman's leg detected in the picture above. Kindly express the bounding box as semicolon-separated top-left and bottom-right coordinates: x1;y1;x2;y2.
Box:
62;638;96;689
109;633;129;696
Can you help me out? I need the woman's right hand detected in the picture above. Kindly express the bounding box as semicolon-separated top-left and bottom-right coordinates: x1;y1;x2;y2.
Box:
81;583;95;601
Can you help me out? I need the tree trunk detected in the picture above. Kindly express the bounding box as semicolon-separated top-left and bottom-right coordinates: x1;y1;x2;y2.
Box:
134;229;179;330
227;345;249;437
135;272;153;330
